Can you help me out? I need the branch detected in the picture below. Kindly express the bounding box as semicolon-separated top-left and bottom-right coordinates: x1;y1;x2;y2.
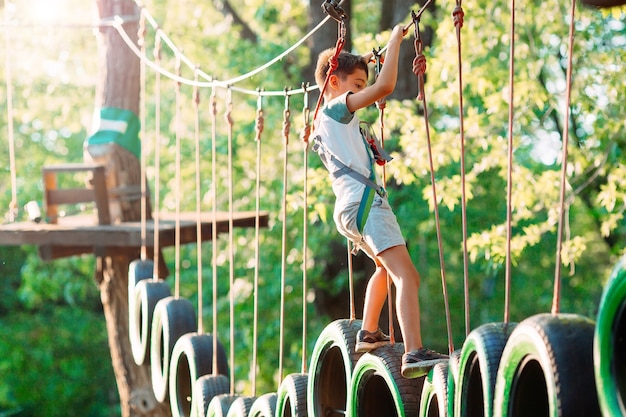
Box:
214;0;258;44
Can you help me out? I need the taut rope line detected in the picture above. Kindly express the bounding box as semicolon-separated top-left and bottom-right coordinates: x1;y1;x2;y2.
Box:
193;70;205;334
278;89;292;386
174;56;183;300
552;0;577;315
252;90;264;395
225;87;237;391
301;83;310;374
4;5;17;223
412;14;454;354
504;0;516;324
152;34;163;280
452;0;471;337
210;87;221;380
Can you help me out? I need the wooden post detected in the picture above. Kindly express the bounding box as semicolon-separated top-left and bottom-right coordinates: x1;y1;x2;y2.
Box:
87;1;169;416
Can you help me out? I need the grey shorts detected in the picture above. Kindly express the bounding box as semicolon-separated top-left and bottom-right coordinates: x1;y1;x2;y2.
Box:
334;195;406;260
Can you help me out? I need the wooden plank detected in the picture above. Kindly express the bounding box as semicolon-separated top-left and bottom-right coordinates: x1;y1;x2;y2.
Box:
0;211;269;248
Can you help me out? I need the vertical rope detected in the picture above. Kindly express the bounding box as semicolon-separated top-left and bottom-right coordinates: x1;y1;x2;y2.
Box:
504;0;516;324
193;70;204;334
347;240;356;321
4;6;17;223
452;0;471;336
152;34;162;280
278;88;291;386
173;56;182;299
138;12;148;261
373;50;395;344
301;83;310;374
412;15;454;354
210;88;220;378
252;89;264;395
225;87;236;390
552;0;577;315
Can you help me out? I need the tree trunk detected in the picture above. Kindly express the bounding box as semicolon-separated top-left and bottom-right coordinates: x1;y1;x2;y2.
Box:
88;1;169;416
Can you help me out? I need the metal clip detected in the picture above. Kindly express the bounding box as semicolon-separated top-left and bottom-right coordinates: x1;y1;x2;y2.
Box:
322;0;349;22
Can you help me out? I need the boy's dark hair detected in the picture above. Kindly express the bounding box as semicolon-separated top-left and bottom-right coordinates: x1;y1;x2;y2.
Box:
314;48;369;88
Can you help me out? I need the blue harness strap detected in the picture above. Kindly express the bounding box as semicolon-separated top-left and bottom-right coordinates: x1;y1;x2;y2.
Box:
356;169;378;233
312;122;390;234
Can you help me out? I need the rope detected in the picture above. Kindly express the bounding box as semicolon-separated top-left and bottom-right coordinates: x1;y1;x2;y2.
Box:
278;89;292;386
311;19;347;123
4;6;18;223
152;34;163;280
139;12;148;261
373;49;395;345
552;0;577;315
193;70;204;334
452;0;471;336
301;83;310;374
347;240;356;321
412;15;454;354
113;5;332;92
251;90;264;395
225;87;237;391
174;56;182;299
504;0;516;324
210;88;220;379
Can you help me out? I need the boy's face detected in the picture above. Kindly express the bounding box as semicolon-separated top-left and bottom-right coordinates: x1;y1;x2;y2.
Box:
328;68;368;98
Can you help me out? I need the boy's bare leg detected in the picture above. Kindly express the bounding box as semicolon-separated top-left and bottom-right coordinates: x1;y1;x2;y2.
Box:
361;264;388;332
377;244;424;353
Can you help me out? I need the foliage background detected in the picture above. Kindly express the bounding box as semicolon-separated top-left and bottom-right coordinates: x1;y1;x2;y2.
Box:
0;0;624;415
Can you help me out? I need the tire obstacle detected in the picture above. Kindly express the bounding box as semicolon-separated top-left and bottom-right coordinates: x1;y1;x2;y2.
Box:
120;1;621;416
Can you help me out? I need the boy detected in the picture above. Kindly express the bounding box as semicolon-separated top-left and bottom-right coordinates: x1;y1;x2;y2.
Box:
311;25;448;378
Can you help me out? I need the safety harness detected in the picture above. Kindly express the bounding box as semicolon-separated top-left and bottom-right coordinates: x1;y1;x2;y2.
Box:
312;121;392;233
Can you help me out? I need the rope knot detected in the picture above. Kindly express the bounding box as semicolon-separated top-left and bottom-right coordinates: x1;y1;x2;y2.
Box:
412;54;427;77
255;110;264;141
453;6;465;29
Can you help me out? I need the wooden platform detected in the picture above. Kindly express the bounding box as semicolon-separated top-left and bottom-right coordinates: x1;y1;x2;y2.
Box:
0;211;268;260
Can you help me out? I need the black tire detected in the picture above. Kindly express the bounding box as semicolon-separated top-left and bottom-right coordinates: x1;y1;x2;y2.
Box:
349;343;424;417
419;362;449;417
150;296;197;403
225;396;256;417
455;322;516;417
207;394;240;417
276;373;308;417
594;255;626;417
129;279;171;366
307;319;363;417
170;333;229;417
248;393;277;417
493;313;601;417
447;349;462;417
191;375;230;417
128;259;154;311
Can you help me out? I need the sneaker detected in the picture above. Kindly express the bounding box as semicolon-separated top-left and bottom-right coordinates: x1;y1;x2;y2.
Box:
355;328;391;353
401;348;449;378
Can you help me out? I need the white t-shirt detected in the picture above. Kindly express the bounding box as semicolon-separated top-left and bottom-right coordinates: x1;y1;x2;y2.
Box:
313;92;375;209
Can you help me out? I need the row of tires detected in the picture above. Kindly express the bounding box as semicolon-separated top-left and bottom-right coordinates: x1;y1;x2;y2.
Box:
128;255;626;416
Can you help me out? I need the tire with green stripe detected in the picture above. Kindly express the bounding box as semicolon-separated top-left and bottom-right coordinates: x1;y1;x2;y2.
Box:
191;374;230;417
447;349;461;417
349;343;424;417
594;255;626;417
129;278;171;366
150;297;197;403
225;396;256;417
207;394;240;417
419;362;449;417
276;373;307;417
169;333;229;417
307;319;363;417
493;313;600;417
248;393;277;417
455;322;516;417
